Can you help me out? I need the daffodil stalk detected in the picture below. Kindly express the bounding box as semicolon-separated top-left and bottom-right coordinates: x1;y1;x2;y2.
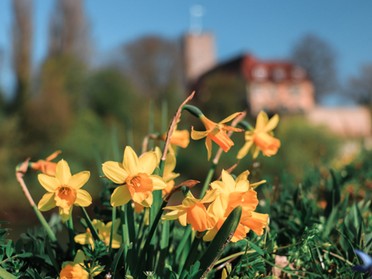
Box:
109;206;117;254
238;119;254;131
181;231;205;273
160;91;195;172
15;159;57;242
80;206;100;242
67;215;76;257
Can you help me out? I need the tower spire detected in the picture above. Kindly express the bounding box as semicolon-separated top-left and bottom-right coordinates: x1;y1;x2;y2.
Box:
189;5;204;35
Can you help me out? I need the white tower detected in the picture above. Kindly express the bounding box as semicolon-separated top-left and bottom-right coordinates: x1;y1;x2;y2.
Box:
183;5;216;84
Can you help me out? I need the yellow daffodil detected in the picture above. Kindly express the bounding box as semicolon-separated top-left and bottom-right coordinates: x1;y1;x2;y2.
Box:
159;150;180;197
30;150;61;176
102;146;167;207
237;111;280;159
204;170;268;242
37;159;92;222
74;219;121;249
191;112;243;160
163;190;218;232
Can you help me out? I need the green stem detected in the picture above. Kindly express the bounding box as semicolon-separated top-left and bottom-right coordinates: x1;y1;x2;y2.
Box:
30;205;57;242
135;199;168;276
109;206;117;254
182;104;204;118
120;206;127;273
181;233;203;274
238;120;253;131
199;162;217;198
80;207;100;242
67;215;76;256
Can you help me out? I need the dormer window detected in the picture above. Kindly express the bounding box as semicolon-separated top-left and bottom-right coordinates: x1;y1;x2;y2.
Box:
252;65;267;80
273;67;285;81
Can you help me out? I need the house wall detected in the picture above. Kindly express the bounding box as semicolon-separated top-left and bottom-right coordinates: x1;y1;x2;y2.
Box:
247;80;315;115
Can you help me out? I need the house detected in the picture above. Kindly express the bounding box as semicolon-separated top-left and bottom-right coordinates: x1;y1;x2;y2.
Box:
183;33;314;116
182;32;371;140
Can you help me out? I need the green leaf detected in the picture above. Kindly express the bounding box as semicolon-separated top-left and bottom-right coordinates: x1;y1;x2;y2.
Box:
247;240;264;256
0;266;17;279
197;206;242;278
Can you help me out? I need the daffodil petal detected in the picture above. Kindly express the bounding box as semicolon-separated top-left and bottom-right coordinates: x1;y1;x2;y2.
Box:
255;111;268;131
38;174;59;192
264;114;279;132
205;137;212;160
56;159;72;185
59;207;72;222
219;112;242;124
202;189;218;203
74;233;91;245
75;189;92;207
69;171;90;189
191;128;208;140
111;186;131;207
102;161;127;184
164;153;176;175
142;194;153;207
151;175;167;190
236;170;250;183
203;227;217;242
221;170;235;192
253;146;260;159
162;210;180;220
210;181;225;191
38;192;56;211
178;212;187;226
138;151;158;174
123;146;139;174
237;141;253;159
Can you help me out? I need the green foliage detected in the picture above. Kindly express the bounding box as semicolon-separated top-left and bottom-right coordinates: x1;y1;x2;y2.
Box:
196;72;247;120
84;67;138;122
257;115;341;181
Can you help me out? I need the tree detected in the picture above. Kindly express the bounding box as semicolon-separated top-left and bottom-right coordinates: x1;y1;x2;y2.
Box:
120;35;184;104
290;34;338;102
11;0;33;112
345;64;372;105
48;0;90;62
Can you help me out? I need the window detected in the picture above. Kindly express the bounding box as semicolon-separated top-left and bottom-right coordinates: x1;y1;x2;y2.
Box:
252;65;267;80
273;67;285;81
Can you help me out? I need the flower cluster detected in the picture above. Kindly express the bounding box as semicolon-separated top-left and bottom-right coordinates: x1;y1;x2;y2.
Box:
163;170;268;242
20;98;281;278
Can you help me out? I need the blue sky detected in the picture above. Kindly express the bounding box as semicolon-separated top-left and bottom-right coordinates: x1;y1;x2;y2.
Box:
1;0;372;96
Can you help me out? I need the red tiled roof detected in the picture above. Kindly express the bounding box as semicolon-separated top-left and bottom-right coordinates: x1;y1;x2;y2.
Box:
242;54;308;82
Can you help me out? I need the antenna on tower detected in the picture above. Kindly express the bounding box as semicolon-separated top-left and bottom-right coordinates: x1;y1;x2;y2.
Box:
189;4;204;35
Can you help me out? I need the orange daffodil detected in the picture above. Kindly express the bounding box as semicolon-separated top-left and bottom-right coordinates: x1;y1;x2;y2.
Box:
37;159;92;222
162;190;218;232
30;150;61;176
60;250;102;279
237;111;280;159
102;146;167;207
163;169;268;242
205;170;268;242
74;219;121;249
191;112;243;160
